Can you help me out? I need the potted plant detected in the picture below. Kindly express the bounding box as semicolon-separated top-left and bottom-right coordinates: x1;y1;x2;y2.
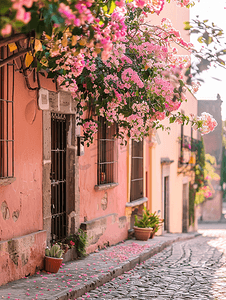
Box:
134;207;154;241
44;244;64;273
148;212;164;239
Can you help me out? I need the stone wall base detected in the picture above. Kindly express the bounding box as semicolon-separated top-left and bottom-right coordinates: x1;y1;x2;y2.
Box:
0;230;46;286
80;213;128;254
63;248;78;262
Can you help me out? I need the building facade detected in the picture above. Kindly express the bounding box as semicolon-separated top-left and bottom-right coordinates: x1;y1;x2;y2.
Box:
0;2;199;286
197;94;223;222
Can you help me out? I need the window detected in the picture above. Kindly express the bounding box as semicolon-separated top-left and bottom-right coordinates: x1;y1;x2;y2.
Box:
130;140;143;202
97;117;118;185
0;47;14;179
179;124;184;164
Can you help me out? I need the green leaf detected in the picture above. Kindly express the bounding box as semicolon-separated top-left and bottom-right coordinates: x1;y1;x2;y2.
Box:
217;58;225;66
0;0;11;14
169;116;176;123
51;14;65;24
47;71;55;78
207;36;213;45
184;21;192;30
103;0;116;14
58;32;63;39
179;80;185;87
72;27;83;36
37;62;41;72
197;36;203;43
89;26;94;41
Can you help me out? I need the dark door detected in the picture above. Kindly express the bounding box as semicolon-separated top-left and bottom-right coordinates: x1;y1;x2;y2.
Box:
164;176;169;232
51;113;67;243
182;183;189;233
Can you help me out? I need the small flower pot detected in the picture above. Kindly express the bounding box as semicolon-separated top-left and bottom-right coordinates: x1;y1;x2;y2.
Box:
44;256;63;273
134;226;153;241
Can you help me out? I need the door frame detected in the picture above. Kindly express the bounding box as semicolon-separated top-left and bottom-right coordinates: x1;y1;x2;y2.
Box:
162;164;170;233
182;181;189;233
42;111;80;245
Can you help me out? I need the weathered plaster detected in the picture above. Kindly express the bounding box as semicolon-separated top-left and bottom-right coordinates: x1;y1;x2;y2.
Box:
0;230;46;286
1;201;10;220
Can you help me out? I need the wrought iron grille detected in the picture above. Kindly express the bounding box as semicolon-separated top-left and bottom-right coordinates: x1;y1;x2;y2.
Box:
97;117;118;185
164;176;169;232
180;134;201;152
130;140;143;202
51;113;67;243
179;133;202;165
0;46;14;179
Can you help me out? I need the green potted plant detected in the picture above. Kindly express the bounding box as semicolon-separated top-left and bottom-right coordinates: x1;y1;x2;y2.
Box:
134;207;154;241
148;212;164;239
44;244;64;273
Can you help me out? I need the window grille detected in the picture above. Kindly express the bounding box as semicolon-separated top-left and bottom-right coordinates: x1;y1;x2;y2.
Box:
51;113;67;242
97;117;118;185
178;124;184;165
0;47;14;179
130;140;143;202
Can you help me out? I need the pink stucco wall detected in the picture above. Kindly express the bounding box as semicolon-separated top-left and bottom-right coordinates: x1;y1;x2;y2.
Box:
0;71;43;241
79;141;128;221
0;68;59;285
0;71;57;242
0;230;46;286
79;138;129;250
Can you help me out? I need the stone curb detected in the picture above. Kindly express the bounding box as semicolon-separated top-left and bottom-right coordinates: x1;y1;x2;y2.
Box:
51;233;201;300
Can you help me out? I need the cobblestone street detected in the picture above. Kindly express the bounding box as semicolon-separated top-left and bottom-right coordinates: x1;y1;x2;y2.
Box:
78;226;226;300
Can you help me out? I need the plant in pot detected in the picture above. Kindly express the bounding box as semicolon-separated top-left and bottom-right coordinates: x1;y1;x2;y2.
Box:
56;239;75;254
45;244;64;273
134;207;154;241
149;212;164;239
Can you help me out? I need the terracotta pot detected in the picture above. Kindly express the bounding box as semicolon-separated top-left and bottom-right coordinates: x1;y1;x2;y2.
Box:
44;256;63;273
134;226;153;241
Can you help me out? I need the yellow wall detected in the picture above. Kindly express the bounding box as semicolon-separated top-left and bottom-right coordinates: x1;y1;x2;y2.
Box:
149;92;198;233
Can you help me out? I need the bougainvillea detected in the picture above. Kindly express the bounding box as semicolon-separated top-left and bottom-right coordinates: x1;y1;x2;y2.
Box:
196;112;218;135
0;0;196;38
33;1;216;144
1;0;217;145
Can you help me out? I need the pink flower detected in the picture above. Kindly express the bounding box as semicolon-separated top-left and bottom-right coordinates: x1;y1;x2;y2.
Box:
70;240;75;246
135;0;145;8
115;0;125;7
1;24;12;36
15;7;31;23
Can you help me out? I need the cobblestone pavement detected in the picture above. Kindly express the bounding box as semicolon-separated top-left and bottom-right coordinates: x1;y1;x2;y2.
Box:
78;228;226;300
0;233;199;300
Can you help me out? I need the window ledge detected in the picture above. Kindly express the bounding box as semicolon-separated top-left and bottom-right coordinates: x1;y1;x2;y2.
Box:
94;182;119;191
161;157;174;165
0;177;16;186
126;197;148;207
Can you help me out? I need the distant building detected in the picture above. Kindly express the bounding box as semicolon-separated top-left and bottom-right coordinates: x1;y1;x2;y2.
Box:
197;95;223;222
198;94;223;163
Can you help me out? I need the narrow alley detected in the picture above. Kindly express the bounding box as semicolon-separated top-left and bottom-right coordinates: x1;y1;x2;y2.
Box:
78;224;226;300
1;224;226;299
